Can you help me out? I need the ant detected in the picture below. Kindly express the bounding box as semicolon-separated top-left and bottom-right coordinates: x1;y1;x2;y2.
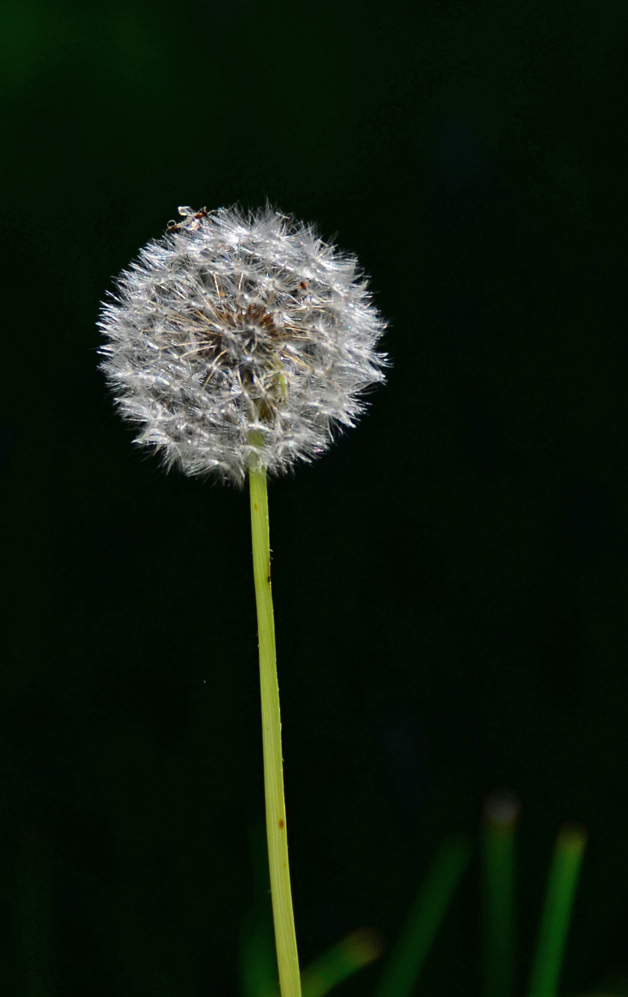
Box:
167;206;211;232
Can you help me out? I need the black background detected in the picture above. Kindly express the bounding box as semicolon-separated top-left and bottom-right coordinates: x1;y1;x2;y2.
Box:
1;0;628;994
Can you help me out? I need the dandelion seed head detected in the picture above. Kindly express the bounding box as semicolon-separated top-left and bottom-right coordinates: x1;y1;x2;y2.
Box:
98;205;388;486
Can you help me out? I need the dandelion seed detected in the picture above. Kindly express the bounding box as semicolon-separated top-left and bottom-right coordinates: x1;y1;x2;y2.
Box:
98;205;388;485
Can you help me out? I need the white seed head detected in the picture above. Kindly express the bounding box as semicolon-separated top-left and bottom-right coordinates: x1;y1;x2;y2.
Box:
98;205;388;486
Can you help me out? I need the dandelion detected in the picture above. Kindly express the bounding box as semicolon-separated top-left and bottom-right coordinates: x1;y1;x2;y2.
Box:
98;205;388;997
98;205;387;486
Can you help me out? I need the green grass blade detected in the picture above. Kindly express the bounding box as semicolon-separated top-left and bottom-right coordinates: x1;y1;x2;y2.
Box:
240;825;278;997
482;789;521;997
301;928;383;997
240;904;280;997
527;822;588;997
373;834;473;997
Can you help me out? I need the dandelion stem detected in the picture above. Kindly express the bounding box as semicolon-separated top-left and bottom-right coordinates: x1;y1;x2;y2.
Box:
249;457;301;997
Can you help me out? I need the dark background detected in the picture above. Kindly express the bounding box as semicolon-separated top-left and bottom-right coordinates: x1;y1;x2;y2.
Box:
1;0;628;994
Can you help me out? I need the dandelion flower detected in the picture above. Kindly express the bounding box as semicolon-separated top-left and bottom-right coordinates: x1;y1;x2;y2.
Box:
97;205;389;997
98;205;387;485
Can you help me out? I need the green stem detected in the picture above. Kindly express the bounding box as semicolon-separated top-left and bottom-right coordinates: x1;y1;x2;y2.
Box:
249;458;301;997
